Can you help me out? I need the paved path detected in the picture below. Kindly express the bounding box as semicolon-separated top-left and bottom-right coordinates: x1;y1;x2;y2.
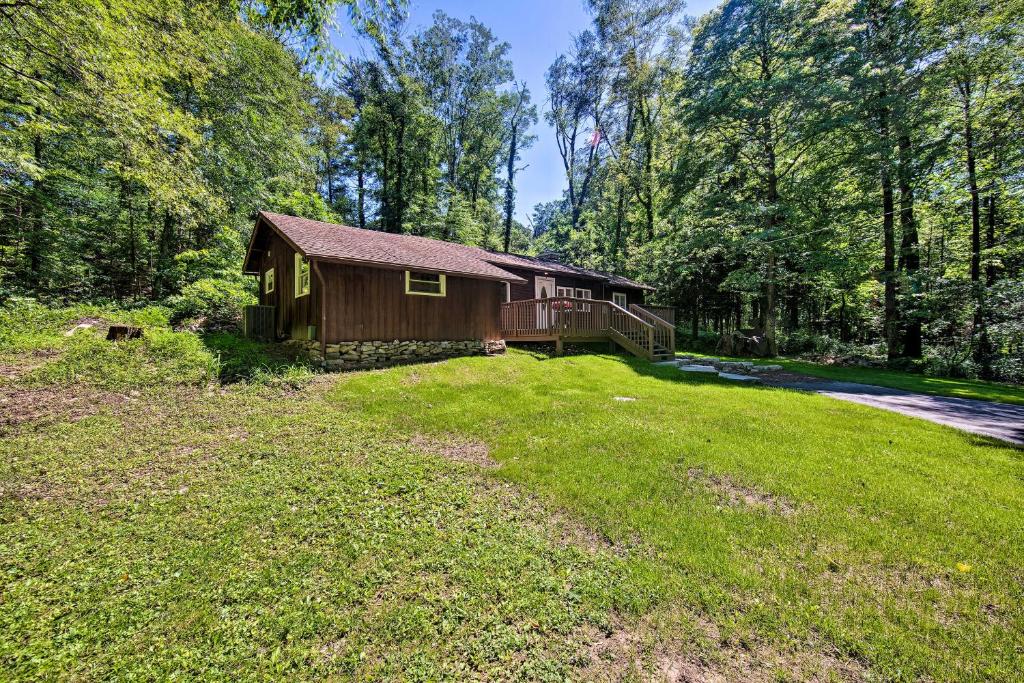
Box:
770;378;1024;446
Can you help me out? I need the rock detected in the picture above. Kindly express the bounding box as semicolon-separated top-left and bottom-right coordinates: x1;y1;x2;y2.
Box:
679;365;718;373
718;372;760;382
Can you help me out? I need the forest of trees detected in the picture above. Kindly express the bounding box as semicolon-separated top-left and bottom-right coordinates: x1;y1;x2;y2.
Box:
2;0;1022;381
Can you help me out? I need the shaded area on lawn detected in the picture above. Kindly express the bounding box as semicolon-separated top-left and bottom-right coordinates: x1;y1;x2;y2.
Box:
200;332;318;384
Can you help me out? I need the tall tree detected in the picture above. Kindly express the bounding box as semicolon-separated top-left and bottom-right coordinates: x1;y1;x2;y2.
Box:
501;83;537;252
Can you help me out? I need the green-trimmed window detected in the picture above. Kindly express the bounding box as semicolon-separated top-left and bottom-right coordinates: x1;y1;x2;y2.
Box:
405;270;445;296
264;267;275;294
294;253;310;297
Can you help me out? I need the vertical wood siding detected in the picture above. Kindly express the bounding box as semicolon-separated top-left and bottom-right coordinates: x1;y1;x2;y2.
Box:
319;263;504;342
502;267;646;307
256;232;318;340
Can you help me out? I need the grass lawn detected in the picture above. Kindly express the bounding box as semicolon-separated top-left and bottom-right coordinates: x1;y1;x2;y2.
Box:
677;350;1024;406
2;309;1022;681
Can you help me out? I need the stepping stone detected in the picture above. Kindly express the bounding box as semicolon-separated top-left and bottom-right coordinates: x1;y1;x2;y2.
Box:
612;396;637;402
679;364;718;373
654;360;681;366
750;364;783;372
718;372;761;382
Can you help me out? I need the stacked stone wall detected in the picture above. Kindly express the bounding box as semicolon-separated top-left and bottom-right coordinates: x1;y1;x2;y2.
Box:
289;339;506;371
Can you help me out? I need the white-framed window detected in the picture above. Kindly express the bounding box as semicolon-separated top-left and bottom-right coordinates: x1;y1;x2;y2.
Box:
556;286;574;298
405;270;446;296
294;253;310;297
264;267;275;294
612;292;628;308
575;288;592;311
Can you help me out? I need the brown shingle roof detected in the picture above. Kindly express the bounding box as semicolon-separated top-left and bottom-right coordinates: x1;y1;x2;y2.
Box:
478;250;654;291
249;212;524;283
246;211;652;291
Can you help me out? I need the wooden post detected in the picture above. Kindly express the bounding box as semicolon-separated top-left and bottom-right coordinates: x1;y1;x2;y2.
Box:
647;326;654;359
555;337;563;356
312;259;327;359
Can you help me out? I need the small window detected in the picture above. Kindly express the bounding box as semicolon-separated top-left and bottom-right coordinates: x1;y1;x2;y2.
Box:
405;270;446;296
575;288;591;299
264;268;275;294
556;286;574;298
612;292;628;308
294;253;310;297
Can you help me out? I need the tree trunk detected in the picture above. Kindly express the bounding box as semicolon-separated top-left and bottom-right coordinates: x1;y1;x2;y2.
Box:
691;296;699;341
876;93;898;360
897;133;921;358
357;166;366;229
503;126;518;252
985;193;997;285
394;100;406;234
612;186;625;271
882;163;898;360
961;78;989;375
27;132;44;280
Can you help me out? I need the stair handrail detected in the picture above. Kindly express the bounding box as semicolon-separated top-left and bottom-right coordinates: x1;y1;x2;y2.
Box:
629;304;675;355
630;305;672;328
608;301;656;359
608;301;655;330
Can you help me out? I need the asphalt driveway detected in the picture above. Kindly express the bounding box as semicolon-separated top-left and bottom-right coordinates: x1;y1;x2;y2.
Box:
769;378;1024;446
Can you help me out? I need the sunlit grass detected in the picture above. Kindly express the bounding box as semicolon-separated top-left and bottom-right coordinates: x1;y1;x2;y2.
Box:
2;328;1022;680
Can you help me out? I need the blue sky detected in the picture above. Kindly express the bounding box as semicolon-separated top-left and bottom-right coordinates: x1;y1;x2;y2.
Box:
332;0;720;225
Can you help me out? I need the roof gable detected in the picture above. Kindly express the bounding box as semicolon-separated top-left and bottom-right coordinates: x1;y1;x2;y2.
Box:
243;211;652;291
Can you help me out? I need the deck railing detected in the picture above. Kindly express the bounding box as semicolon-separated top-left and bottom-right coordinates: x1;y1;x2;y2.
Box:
500;297;609;338
638;305;675;326
500;297;674;360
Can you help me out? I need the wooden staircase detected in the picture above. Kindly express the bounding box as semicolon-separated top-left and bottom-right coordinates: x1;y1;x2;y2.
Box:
500;297;675;361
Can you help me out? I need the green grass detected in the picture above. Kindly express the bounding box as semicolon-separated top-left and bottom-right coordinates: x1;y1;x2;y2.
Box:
678;350;1024;406
2;313;1022;680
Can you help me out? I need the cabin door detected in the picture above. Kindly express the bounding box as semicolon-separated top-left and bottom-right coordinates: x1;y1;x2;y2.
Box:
535;276;555;330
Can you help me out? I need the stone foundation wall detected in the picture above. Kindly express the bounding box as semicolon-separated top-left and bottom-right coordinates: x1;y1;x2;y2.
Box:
290;339;506;371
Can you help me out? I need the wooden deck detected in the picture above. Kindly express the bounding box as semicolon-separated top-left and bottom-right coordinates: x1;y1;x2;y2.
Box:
500;298;675;361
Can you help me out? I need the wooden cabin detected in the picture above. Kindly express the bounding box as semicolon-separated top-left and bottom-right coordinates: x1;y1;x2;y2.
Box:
242;211;674;369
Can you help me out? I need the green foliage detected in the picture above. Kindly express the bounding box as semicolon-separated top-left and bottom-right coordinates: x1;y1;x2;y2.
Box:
25;328;218;390
201;331;318;384
167;278;256;330
0;300;217;390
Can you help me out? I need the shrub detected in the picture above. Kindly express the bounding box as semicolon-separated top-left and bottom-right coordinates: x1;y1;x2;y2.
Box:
167;278;255;331
201;331;317;384
24;327;219;390
675;329;720;355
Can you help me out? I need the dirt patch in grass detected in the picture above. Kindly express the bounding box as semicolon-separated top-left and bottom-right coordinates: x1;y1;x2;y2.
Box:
0;384;127;435
401;371;422;386
579;611;866;682
0;350;61;383
409;432;499;468
686;466;798;516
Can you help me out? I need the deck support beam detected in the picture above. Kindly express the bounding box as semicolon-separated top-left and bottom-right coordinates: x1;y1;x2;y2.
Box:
555;338;563;356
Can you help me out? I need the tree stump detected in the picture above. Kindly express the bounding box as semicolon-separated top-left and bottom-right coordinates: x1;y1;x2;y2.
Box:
106;325;143;342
